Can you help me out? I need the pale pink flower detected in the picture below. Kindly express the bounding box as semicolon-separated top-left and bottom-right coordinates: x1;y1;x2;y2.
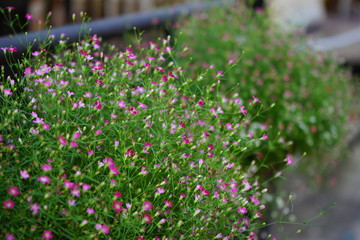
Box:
86;208;95;214
30;203;40;215
37;176;50;184
3;89;12;96
286;155;293;165
20;170;30;179
58;136;67;146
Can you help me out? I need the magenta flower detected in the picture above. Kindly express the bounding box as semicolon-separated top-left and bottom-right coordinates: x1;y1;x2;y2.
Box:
70;141;78;148
6;234;15;240
143;213;153;224
7;186;19;197
64;181;75;189
73;132;81;139
37;176;51;184
41;164;52;172
3;199;15;209
112;200;123;212
237;206;247;214
20;170;30;179
42;230;53;240
30;203;40;215
25;13;33;20
94;129;102;135
3;89;12;96
114;191;122;198
164;200;172;208
142;201;152;211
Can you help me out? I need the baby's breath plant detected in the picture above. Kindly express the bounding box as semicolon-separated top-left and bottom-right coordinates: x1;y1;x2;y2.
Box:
0;10;287;238
175;1;353;178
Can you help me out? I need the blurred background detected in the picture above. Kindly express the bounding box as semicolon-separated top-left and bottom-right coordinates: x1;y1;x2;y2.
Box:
1;0;360;71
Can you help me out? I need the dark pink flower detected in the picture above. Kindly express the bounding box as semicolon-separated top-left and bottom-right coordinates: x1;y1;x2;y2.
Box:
30;203;40;215
112;200;123;212
42;230;53;240
25;13;33;20
7;186;19;197
142;201;152;211
41;164;52;172
3;199;15;209
143;213;153;224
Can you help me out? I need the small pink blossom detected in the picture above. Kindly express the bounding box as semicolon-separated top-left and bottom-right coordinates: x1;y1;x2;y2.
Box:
37;176;50;184
42;230;53;240
58;136;67;146
82;184;91;191
70;141;78;148
71;188;81;197
30;203;40;215
3;89;12;96
142;201;152;211
286;155;293;165
25;13;33;20
143;213;153;224
6;234;15;240
20;170;30;179
156;187;165;194
114;191;122;198
86;208;95;214
41;164;52;172
164;200;172;207
3;199;15;209
7;186;19;197
112;200;123;212
237;206;247;214
94;129;102;135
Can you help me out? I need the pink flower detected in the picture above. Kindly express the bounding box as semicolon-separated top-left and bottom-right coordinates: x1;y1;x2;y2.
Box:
25;13;33;20
164;200;172;207
30;203;40;215
41;164;52;172
42;230;53;240
20;170;30;179
156;187;165;194
3;199;15;209
58;136;67;146
37;176;51;184
114;191;122;198
73;132;81;139
3;89;12;96
237;206;247;214
86;208;95;214
71;189;81;197
129;107;138;115
82;184;91;191
142;201;152;211
7;186;19;197
286;155;293;165
6;234;14;240
64;181;75;189
94;129;102;135
143;213;153;224
70;141;78;148
252;96;261;103
95;224;110;234
112;200;123;212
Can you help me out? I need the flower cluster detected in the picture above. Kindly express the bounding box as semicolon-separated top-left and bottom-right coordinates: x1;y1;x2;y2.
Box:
0;31;278;239
175;0;353;177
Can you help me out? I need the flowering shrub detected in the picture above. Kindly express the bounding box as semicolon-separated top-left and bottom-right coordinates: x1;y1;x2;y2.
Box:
175;1;353;176
0;20;286;238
